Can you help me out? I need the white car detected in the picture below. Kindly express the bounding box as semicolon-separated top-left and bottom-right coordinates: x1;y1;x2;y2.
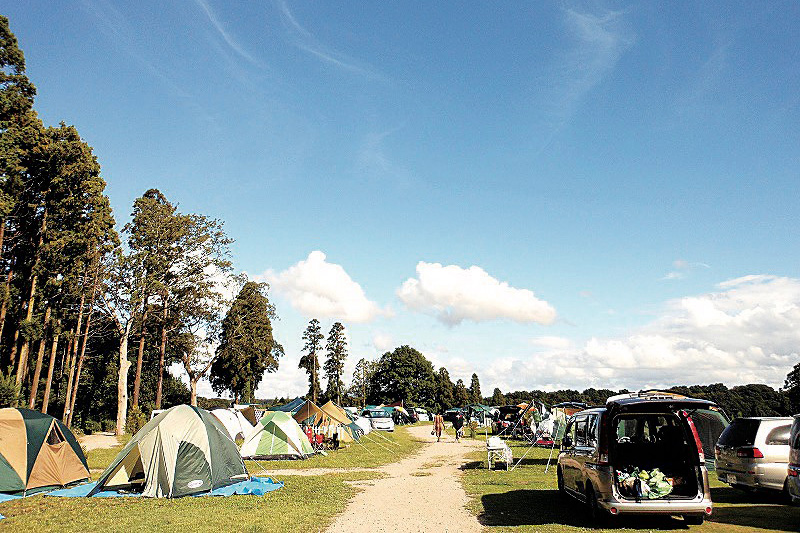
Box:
361;409;395;431
412;408;431;422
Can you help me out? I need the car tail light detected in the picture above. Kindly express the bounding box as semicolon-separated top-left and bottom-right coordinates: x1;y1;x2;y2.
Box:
610;507;618;515
789;465;800;477
681;410;705;464
705;506;712;516
737;447;764;459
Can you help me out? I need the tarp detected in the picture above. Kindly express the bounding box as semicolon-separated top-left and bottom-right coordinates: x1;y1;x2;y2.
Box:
292;400;326;426
240;411;314;459
0;408;89;495
271;398;306;414
90;405;248;498
47;477;283;497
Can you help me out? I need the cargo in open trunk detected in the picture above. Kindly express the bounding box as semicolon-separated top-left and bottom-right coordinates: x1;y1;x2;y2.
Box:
610;413;702;500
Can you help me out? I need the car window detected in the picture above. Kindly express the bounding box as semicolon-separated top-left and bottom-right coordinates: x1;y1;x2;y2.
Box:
718;419;760;447
765;425;791;446
614;415;675;443
565;419;577;447
791;419;800;450
575;416;588;446
587;415;599;445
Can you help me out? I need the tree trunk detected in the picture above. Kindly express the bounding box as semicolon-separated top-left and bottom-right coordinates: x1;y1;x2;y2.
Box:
16;208;47;386
15;272;38;386
41;324;60;414
27;306;51;408
116;321;132;436
132;296;149;409
190;379;198;406
66;267;100;427
154;304;168;409
61;294;85;421
0;268;13;343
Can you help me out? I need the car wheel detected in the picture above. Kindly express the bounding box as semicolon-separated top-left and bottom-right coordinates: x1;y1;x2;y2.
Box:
683;514;704;525
586;485;606;524
557;467;565;496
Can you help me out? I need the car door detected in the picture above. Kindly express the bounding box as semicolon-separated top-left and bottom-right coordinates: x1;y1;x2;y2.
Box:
560;416;582;492
572;415;592;495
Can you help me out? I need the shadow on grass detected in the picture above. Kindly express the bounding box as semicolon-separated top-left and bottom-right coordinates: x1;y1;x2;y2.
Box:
707;487;800;531
460;457;556;471
479;489;692;529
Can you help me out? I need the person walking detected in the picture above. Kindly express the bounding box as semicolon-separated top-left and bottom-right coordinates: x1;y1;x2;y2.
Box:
453;411;465;442
433;412;445;442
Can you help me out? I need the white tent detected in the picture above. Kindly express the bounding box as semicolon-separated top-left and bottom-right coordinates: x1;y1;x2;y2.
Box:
239;411;314;460
210;408;254;441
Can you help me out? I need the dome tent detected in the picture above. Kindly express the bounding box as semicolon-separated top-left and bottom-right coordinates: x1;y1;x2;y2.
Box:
0;408;89;495
240;411;314;460
89;405;248;498
211;408;254;441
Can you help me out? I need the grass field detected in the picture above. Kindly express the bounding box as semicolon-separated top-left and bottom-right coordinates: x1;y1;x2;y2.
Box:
0;426;423;532
461;440;800;532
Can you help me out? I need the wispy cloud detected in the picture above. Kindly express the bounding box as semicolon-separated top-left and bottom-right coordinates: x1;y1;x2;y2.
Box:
276;0;385;81
194;0;261;67
675;36;732;118
662;259;711;281
535;5;633;153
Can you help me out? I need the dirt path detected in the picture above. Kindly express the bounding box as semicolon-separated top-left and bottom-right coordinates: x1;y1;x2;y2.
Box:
78;432;120;451
326;425;484;533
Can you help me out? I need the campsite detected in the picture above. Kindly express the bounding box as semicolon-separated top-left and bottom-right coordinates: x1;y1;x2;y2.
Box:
2;3;800;532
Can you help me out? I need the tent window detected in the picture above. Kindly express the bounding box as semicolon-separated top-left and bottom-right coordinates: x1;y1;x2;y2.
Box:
47;424;65;445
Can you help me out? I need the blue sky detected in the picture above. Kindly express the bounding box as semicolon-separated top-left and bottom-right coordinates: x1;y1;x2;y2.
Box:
5;2;800;399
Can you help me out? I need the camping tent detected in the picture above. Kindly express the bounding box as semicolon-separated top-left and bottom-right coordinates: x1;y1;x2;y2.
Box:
271;397;306;414
292;400;326;426
0;408;89;495
320;401;361;442
239;411;314;459
211;408;255;441
89;405;248;498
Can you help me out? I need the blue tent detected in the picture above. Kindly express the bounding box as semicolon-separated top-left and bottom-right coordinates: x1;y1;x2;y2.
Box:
271;398;306;413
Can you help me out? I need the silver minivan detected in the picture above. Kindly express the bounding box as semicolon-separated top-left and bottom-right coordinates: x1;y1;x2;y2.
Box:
716;417;793;495
557;394;728;525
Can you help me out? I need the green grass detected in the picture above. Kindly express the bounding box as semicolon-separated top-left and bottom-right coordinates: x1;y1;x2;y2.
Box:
461;441;800;532
0;471;381;532
246;425;425;471
85;435;131;472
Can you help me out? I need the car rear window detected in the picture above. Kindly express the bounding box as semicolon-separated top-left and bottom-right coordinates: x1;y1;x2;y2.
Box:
765;425;791;446
717;419;760;446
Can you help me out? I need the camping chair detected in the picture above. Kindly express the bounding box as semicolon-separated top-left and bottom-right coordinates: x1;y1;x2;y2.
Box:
486;436;513;470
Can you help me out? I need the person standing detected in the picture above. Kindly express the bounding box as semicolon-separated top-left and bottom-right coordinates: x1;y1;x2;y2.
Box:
433;412;445;442
453;412;465;442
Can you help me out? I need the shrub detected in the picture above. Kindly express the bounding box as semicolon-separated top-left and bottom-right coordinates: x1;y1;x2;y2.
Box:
83;420;102;435
126;406;146;435
102;419;116;432
0;368;21;408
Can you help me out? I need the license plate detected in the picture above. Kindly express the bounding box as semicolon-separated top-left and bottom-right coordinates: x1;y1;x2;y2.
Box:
727;474;737;484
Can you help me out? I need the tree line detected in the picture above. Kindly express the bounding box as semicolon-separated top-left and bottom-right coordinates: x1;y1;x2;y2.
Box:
0;16;281;434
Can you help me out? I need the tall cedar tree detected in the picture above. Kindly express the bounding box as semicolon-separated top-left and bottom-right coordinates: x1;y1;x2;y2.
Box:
490;387;504;406
349;358;375;409
210;281;282;403
434;367;455;413
299;319;323;403
323;321;347;405
469;373;482;404
453;378;470;407
124;189;184;409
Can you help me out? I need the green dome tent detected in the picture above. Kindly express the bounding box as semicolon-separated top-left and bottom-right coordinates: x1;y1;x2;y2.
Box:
89;405;248;498
0;408;89;495
240;411;314;459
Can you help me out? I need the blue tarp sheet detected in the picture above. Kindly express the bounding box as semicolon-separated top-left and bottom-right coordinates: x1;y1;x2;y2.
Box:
0;494;19;503
45;477;284;498
271;397;305;413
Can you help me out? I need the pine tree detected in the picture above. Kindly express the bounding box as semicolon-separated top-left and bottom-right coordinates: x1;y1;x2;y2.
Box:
323;322;347;405
469;373;482;404
299;319;323;403
453;378;470;407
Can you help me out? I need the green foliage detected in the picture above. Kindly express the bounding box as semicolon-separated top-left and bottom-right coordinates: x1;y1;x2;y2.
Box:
368;345;436;406
434;367;455;413
125;405;146;435
490;387;504;405
299;318;323;403
0;367;21;407
323;321;347;404
210;281;280;403
83;420;101;435
348;357;376;408
453;378;470;407
469;373;482;404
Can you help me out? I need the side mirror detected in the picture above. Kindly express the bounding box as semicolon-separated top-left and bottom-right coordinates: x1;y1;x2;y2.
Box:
562;436;573;448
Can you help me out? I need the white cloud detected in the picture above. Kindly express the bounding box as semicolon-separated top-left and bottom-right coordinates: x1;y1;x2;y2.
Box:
531;336;572;350
372;332;394;353
485;275;800;392
255;363;310;400
261;251;385;323
397;261;557;326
